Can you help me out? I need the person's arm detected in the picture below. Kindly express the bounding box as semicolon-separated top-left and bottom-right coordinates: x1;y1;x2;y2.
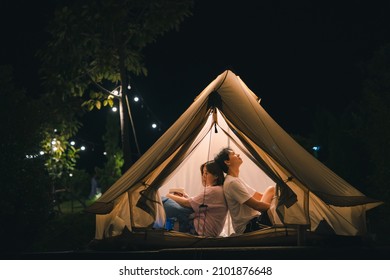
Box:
166;193;192;208
252;191;263;201
229;179;269;211
243;195;270;212
182;191;189;198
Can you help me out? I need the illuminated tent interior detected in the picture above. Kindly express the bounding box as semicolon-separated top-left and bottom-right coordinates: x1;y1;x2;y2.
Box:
86;70;382;249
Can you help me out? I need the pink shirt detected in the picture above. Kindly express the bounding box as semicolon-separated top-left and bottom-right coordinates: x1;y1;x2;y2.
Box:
189;186;228;237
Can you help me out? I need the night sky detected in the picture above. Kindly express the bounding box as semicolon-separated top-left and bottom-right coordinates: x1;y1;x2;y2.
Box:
135;1;390;134
2;0;390;171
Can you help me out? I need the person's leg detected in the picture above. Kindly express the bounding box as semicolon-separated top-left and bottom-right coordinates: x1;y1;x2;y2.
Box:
261;185;275;204
258;186;275;227
162;197;194;232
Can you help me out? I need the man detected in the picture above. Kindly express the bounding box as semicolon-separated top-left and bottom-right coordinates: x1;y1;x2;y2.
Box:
214;147;275;234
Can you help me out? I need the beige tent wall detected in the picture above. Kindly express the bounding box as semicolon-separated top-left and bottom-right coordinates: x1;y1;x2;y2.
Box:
95;193;131;239
264;154;368;235
159;110;275;197
129;186;156;228
309;196;367;235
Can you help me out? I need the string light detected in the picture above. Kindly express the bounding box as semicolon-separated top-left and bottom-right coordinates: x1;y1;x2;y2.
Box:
54;81;166;165
111;87;121;97
128;83;163;133
25;154;41;159
38;83;165;168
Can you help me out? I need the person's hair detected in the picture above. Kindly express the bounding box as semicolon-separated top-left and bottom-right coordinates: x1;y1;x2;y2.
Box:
204;160;225;186
214;148;232;173
200;162;206;176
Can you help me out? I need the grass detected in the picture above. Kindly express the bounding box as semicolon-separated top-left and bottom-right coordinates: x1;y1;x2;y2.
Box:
26;199;96;253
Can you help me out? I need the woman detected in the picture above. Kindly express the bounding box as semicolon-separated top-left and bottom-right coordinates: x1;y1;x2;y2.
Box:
163;160;228;237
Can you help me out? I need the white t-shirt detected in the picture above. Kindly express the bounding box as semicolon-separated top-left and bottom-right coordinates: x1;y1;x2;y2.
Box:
223;175;259;234
189;186;228;237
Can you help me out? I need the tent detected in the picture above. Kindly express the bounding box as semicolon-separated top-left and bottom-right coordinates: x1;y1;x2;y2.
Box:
86;70;382;249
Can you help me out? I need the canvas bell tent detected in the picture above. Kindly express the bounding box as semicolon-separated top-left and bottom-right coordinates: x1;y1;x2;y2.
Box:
87;70;381;248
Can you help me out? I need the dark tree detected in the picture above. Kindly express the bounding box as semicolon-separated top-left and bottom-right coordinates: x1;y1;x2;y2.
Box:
0;66;52;252
38;0;194;172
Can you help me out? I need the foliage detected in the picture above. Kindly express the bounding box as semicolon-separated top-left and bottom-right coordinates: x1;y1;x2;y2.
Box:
305;44;390;244
39;0;194;87
98;111;124;192
0;66;52;252
67;169;91;198
27;212;95;252
41;132;80;180
357;44;390;195
6;2;194;252
38;0;194;168
52;169;91;209
36;82;86;181
82;92;115;111
353;44;390;243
